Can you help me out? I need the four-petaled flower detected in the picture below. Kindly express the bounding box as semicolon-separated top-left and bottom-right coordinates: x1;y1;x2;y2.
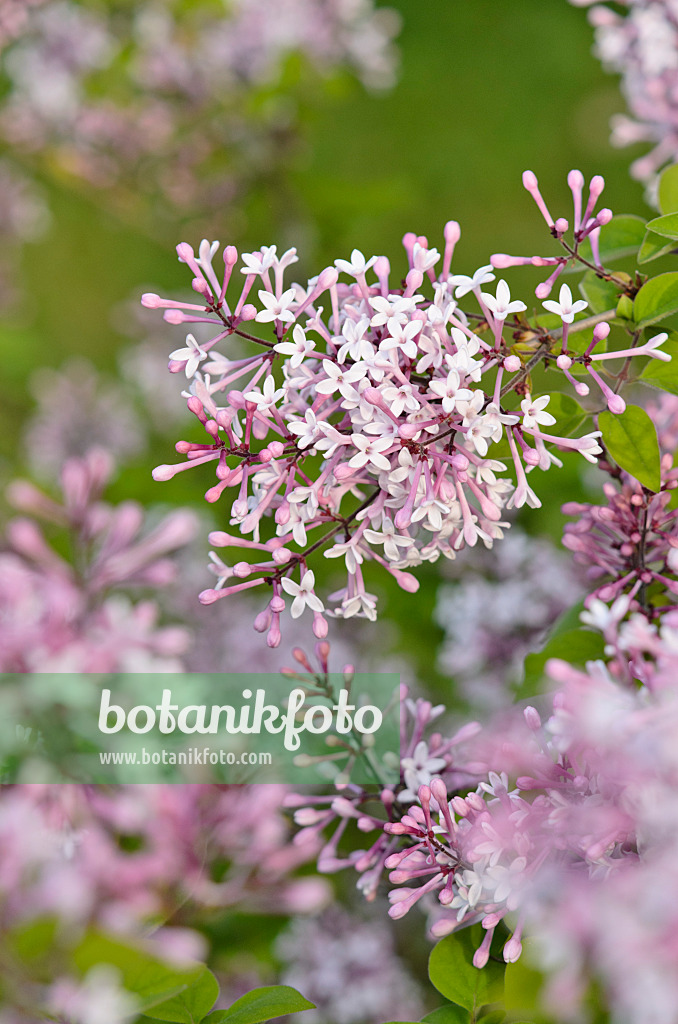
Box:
428;369;474;414
348;434;394;471
169;333;208;377
244;374;286;409
256;288;297;323
520;393;556;430
274;324;316;367
542;283;588;324
364;518;415;561
281;570;325;617
335;249;378;277
481;279;527;322
449;265;495;298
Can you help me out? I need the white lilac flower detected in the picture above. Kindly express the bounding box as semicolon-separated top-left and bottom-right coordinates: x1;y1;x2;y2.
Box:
542;283;588;323
255;287;297;323
169;334;207;377
281;569;324;617
481;279;527;321
274;324;316;367
449;265;496;298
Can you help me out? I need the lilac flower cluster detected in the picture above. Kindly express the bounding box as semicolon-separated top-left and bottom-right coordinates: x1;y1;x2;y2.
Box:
147;172;648;644
1;448;196;671
563;392;678;613
435;530;584;711
276;906;425;1024
287;601;678;1018
0;783;329;1018
571;0;678;188
0;0;399;224
24;360;146;480
283;693;482;902
279;393;678;1022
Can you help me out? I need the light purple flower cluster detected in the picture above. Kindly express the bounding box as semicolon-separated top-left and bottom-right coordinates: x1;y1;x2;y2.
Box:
281;390;678;1016
147;176;639;643
24;360;146;480
571;0;678;188
276;906;425;1024
435;530;584;711
287;600;678;1017
283;692;482;901
1;448;196;671
563;392;678;613
493;168;671;413
0;0;399;221
0;783;329;1017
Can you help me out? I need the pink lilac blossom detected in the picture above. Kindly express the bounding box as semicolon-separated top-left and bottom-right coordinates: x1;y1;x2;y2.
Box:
295;604;678;1005
0;783;329;1018
24;360;146;480
571;0;678;189
0;448;196;671
0;0;399;225
284;390;678;1019
435;530;584;711
283;691;483;903
562;391;678;614
276;906;425;1024
147;180;632;643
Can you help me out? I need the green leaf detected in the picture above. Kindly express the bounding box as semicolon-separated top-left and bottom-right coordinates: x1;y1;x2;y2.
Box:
646;213;678;240
616;294;635;322
578;271;619;315
599;405;662;492
144;967;219;1023
421;1007;470;1024
638;229;677;265
476;1013;505;1024
576;214;646;265
633;272;678;329
204;986;315;1024
658;163;678;214
8;917;59;963
503;954;545;1015
428;930;505;1013
544;392;586;437
73;933;204;1014
639;331;678;396
517;628;606;700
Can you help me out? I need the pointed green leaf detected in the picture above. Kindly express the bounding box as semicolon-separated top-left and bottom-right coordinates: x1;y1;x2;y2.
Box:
616;294;635;322
204;986;315;1024
599;405;662;492
429;930;505;1013
544;392;586;437
633;272;678;329
143;967;219;1023
576;215;645;266
578;271;619;315
504;955;545;1015
639;331;678;396
638;229;677;265
646;213;678;241
659;163;678;214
